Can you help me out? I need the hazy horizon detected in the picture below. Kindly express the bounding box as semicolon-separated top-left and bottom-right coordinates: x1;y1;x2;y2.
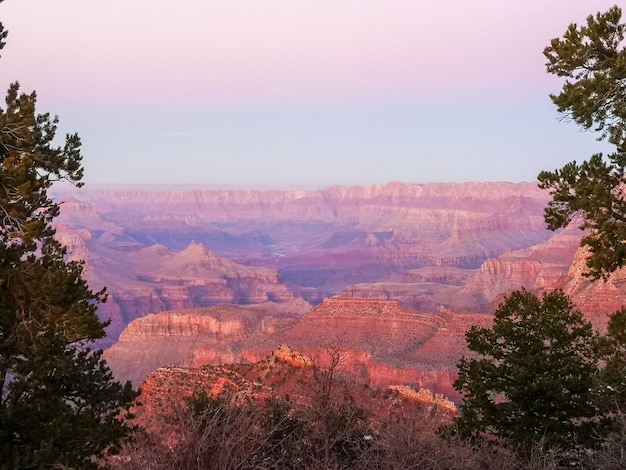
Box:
51;179;547;195
1;1;618;187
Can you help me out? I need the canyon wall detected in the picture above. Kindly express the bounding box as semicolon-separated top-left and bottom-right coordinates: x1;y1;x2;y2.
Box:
52;181;562;343
105;296;493;404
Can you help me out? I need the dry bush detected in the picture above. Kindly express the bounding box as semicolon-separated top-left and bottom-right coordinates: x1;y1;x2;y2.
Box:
110;394;280;469
111;394;575;470
111;393;332;469
579;410;626;470
353;411;519;470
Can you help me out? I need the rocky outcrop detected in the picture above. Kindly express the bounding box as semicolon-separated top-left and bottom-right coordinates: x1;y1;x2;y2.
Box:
133;345;457;440
389;385;457;415
106;297;491;405
460;228;582;311
278;302;492;403
270;344;314;368
278;298;445;362
104;300;311;385
562;245;626;329
134;241;294;305
54;235;296;344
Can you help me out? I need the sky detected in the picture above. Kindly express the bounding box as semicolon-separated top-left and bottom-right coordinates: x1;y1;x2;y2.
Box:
0;1;620;188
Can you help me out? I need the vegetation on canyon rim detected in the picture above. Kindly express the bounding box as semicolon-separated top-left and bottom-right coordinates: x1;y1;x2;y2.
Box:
453;289;626;453
0;3;137;468
2;2;626;469
453;4;626;456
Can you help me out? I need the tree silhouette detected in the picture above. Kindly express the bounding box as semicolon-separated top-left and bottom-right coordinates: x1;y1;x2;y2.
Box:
538;6;626;279
0;5;136;468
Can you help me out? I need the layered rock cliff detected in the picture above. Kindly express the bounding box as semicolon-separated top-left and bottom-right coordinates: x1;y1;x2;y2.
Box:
106;297;492;404
133;345;457;441
459;227;582;311
338;228;583;313
104;299;311;385
562;245;626;329
52;182;560;340
54;226;296;344
49;182;626;414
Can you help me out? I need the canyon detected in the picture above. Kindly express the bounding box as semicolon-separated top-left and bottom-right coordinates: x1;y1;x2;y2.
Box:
52;182;556;337
105;297;493;403
51;182;626;401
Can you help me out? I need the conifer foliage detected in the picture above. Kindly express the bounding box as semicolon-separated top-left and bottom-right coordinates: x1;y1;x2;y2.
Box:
454;290;601;448
0;6;136;468
456;5;626;452
538;6;626;279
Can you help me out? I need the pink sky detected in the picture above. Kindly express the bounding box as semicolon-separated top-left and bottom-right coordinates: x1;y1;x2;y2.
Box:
0;1;620;187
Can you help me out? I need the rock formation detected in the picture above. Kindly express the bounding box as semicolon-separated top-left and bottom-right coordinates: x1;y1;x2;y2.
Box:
52;223;296;345
104;299;311;385
52;182;562;341
338;227;583;313
562;244;626;329
132;344;457;437
106;296;493;404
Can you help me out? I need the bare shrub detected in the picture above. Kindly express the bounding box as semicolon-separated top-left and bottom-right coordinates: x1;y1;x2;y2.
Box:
580;410;626;470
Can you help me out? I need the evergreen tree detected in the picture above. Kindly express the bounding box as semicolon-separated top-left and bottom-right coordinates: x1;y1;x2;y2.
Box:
0;6;136;469
595;308;626;411
538;6;626;279
454;290;601;448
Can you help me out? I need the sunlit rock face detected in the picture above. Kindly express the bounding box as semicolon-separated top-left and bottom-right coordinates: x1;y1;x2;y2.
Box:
457;226;583;311
105;296;492;405
561;244;626;330
133;346;458;441
103;299;311;386
106;264;626;404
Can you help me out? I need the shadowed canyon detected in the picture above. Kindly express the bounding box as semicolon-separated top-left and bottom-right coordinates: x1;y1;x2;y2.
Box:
51;182;626;402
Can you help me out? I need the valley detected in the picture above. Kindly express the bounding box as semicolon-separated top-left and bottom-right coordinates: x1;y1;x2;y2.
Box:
51;181;626;402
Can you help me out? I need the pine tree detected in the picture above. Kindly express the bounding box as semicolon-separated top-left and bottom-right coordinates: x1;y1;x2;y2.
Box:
538;6;626;279
0;8;136;469
454;290;601;448
595;308;626;411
